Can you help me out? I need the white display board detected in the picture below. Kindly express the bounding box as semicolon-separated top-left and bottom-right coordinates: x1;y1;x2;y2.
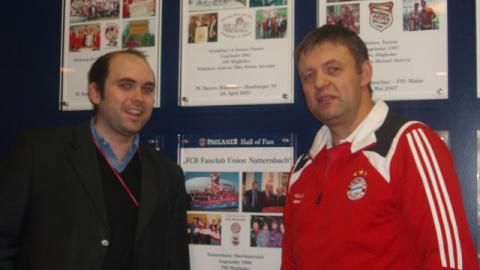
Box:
179;0;294;106
60;0;162;110
179;133;295;270
318;0;448;101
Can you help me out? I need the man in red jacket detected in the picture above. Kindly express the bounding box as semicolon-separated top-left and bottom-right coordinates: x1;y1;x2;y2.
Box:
282;24;479;270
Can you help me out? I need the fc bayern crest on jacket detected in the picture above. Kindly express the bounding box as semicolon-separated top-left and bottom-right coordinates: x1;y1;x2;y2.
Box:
347;171;368;200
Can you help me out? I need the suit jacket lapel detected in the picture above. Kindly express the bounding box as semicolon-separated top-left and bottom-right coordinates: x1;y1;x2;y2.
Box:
67;123;109;228
135;146;163;242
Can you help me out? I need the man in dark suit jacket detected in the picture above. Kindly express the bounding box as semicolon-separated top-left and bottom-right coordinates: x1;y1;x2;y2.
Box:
0;50;189;270
243;181;264;212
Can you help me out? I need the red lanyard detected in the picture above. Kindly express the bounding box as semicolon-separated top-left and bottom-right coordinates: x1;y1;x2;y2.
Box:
93;139;140;208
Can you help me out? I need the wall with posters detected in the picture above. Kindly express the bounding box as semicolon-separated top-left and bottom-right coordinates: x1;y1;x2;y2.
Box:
2;0;480;265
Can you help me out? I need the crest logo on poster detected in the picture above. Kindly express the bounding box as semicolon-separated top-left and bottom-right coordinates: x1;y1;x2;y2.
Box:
347;170;368;200
369;2;394;32
221;13;252;38
198;137;207;147
231;222;241;246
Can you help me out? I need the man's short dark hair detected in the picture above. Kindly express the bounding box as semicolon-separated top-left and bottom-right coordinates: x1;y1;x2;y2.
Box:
295;24;371;92
87;49;148;97
295;24;369;73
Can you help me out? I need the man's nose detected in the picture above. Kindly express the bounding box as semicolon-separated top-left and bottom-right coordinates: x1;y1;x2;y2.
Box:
314;72;330;90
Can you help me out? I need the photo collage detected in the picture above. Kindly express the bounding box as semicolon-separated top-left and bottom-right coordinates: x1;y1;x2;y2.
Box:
186;0;288;44
68;0;157;52
186;171;288;248
323;0;441;34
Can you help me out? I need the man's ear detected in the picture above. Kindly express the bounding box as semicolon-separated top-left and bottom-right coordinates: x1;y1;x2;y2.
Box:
360;60;373;89
88;82;101;106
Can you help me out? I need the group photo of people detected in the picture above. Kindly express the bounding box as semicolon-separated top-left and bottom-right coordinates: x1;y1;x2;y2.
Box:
325;3;360;34
250;216;283;248
188;13;218;44
70;0;120;23
403;0;439;31
255;8;288;39
123;0;156;18
187;214;222;245
69;24;101;52
242;172;288;213
121;19;156;48
185;172;240;211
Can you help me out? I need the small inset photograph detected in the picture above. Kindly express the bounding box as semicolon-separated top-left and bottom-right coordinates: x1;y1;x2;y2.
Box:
123;0;156;19
103;23;120;49
185;172;240;211
121;19;156;48
250;215;283;248
242;172;288;213
70;0;120;23
255;8;287;39
69;24;101;52
249;0;287;7
325;4;360;34
189;0;247;12
187;213;222;245
403;0;440;31
188;13;218;44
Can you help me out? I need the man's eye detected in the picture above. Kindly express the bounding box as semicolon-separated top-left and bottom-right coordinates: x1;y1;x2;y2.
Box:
301;73;314;82
119;81;134;89
327;67;340;75
142;85;155;94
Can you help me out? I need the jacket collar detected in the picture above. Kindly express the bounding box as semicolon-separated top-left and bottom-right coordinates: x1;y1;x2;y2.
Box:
135;145;163;242
66;122;163;242
67;122;109;228
309;100;389;158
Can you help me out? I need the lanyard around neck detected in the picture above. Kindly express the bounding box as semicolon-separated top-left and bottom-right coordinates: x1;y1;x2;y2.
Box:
93;139;140;208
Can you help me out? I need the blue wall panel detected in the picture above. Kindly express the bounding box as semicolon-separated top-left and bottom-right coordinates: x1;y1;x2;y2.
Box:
2;0;479;250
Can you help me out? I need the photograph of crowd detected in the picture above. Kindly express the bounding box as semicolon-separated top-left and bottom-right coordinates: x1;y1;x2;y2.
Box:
242;172;288;213
123;0;156;19
121;19;155;48
255;8;288;39
188;13;218;44
403;0;439;31
187;213;222;245
325;4;360;34
70;0;120;23
250;215;283;248
69;24;101;52
185;172;240;211
249;0;287;7
188;0;247;11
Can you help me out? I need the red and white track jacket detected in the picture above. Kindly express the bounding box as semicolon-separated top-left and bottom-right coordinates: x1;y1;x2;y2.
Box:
282;101;478;270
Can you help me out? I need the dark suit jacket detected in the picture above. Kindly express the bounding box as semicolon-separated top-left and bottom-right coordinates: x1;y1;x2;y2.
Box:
0;123;189;270
243;189;264;212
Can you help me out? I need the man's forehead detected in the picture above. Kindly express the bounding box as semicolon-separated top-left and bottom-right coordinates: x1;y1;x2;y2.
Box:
108;53;155;81
299;42;353;66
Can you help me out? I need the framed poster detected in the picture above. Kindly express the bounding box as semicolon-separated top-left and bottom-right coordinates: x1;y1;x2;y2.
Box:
318;0;448;101
60;0;162;110
179;0;294;106
179;133;295;269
